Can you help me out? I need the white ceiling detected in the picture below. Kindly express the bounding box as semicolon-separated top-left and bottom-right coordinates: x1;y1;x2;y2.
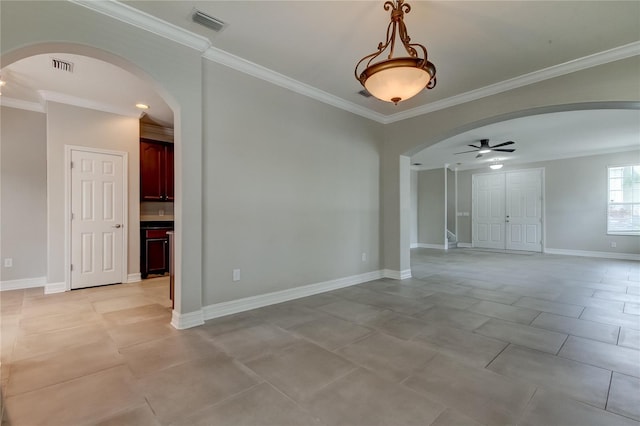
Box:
1;53;174;127
1;1;638;163
410;109;640;171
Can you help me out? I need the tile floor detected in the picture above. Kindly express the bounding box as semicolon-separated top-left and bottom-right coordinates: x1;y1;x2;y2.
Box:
1;248;639;425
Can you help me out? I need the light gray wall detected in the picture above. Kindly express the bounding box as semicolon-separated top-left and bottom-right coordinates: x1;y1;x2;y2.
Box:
2;1;205;314
447;168;455;236
417;168;445;245
381;56;640;272
3;1;639;315
202;61;383;304
0;106;47;281
410;170;418;246
46;102;140;283
456;150;640;254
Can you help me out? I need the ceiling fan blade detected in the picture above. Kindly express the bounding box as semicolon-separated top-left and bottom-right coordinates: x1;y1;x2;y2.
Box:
491;141;515;148
493;148;515;152
468;144;481;149
455;150;479;154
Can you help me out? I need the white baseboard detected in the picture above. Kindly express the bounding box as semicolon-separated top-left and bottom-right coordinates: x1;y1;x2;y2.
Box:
410;243;419;249
127;273;142;283
45;282;67;294
202;270;384;322
171;309;205;330
0;276;46;291
383;269;412;280
544;248;640;261
416;243;446;250
457;243;472;248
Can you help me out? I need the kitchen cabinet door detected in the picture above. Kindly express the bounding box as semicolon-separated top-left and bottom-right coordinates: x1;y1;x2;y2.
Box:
140;141;165;201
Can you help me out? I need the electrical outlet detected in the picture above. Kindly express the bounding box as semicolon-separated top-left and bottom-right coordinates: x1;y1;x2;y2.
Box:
362;252;367;262
4;258;13;268
232;269;241;282
610;241;617;248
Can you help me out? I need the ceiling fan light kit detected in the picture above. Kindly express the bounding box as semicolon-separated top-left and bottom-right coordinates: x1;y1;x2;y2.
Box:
355;0;436;105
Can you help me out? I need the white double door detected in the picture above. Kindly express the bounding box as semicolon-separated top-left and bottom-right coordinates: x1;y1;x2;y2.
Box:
472;169;543;252
70;149;126;289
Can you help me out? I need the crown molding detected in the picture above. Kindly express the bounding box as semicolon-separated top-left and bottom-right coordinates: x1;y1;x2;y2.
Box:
70;1;640;125
384;41;640;124
202;47;387;123
39;90;143;118
0;97;46;113
69;0;211;52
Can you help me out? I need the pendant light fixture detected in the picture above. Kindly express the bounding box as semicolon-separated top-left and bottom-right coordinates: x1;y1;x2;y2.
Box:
355;0;436;105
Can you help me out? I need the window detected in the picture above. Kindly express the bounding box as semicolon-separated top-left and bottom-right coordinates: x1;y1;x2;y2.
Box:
607;165;640;235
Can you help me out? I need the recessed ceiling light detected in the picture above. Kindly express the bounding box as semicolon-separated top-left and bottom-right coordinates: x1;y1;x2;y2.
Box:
0;79;6;87
136;103;149;110
412;162;422;166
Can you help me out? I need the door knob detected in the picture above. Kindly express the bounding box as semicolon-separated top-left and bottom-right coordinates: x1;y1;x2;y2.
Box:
112;224;122;228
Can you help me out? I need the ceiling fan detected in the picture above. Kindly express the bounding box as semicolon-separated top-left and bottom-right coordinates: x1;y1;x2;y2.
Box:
455;139;515;158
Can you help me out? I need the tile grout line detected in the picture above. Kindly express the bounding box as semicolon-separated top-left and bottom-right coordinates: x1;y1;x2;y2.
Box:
483;342;511;369
604;370;613;413
555;333;571;356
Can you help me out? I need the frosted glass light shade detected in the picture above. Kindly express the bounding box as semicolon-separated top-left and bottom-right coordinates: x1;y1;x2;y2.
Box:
490;163;504;170
361;58;432;104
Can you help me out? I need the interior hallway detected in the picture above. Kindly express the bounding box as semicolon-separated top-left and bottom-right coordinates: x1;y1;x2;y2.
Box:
1;249;639;425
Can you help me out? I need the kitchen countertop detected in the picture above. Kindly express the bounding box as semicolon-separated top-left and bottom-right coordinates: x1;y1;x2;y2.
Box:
140;215;174;222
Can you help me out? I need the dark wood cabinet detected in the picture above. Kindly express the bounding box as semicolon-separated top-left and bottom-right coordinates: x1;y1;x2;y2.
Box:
140;139;174;201
141;226;173;278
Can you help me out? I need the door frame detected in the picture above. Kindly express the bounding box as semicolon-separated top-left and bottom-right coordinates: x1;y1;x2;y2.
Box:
64;145;129;291
471;167;545;252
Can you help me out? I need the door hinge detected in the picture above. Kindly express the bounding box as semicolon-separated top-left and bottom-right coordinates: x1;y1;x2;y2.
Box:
70;161;74;169
71;213;75;220
70;264;74;271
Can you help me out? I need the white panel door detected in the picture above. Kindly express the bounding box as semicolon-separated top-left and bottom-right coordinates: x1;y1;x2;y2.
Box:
506;169;542;251
472;173;506;249
71;150;124;289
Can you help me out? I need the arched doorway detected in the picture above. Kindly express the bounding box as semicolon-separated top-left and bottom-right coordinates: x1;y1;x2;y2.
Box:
405;102;640;274
1;43;184;325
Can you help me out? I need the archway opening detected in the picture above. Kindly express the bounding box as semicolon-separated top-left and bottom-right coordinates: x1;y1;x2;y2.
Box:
1;42;184;324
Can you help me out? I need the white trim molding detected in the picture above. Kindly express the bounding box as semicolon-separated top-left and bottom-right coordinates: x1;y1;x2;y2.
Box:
40;91;143;119
171;309;205;330
383;269;412;280
202;48;386;123
386;41;640;124
127;273;142;283
0;276;46;291
45;282;67;294
416;243;447;250
202;270;384;322
69;1;640;125
0;97;46;113
457;242;473;248
69;0;211;52
544;248;640;261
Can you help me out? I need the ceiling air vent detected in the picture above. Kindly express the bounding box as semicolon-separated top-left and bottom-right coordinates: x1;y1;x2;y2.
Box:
358;89;372;98
52;58;74;73
192;9;227;33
